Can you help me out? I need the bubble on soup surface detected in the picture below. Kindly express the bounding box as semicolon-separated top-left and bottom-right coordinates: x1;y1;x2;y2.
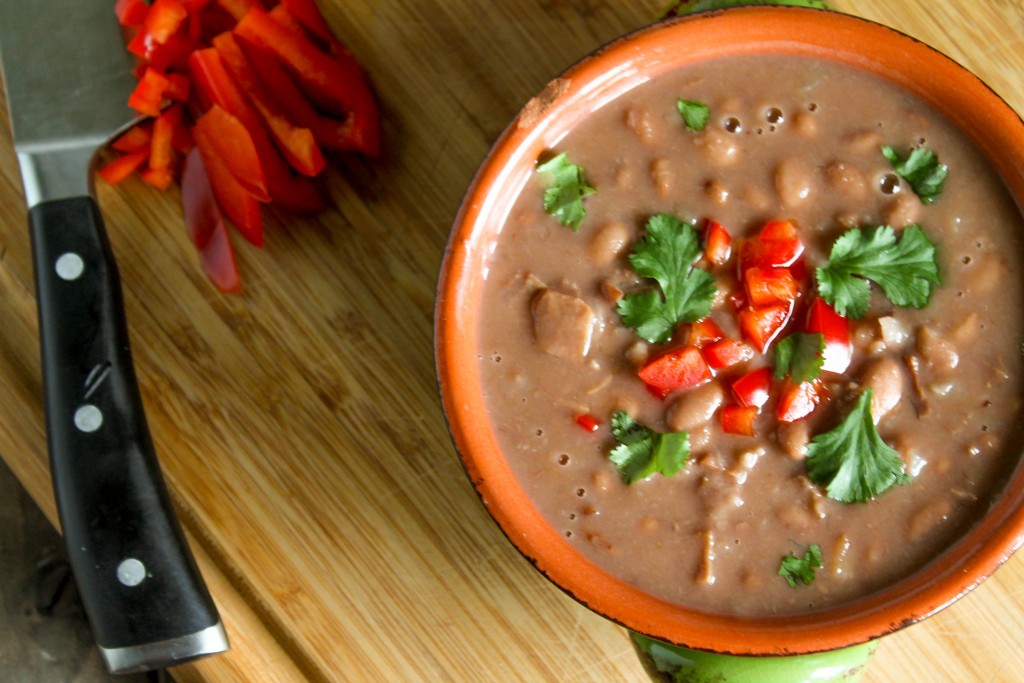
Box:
724;116;742;133
766;107;785;124
879;172;901;194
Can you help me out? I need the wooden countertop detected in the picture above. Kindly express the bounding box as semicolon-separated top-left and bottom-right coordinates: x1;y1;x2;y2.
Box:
0;1;1021;681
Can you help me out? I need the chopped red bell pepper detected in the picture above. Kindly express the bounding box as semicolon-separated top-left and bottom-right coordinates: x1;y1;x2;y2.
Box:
112;123;153;153
776;379;827;422
731;367;772;409
97;150;150;184
144;0;190;44
140;165;175;190
638;346;713;396
193;112;264;246
804;298;853;374
687;318;725;347
280;0;336;46
128;67;170;117
702;338;755;371
116;0;151;27
213;32;326;176
720;404;758;436
758;219;800;242
192;103;269;202
744;266;799;307
739;302;792;353
165;73;191;101
214;0;261;21
149;104;183;172
234;6;380;156
181;147;219;250
200;220;242;293
703;220;732;266
576;414;601;433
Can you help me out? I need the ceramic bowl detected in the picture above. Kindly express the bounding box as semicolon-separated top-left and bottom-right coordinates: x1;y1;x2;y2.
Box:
435;6;1024;656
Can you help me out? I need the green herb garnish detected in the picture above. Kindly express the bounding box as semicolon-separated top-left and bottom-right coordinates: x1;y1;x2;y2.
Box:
536;152;596;231
778;544;824;587
662;0;832;19
815;224;940;319
773;332;825;382
881;145;948;204
805;389;910;503
616;213;718;344
676;98;710;132
609;411;690;485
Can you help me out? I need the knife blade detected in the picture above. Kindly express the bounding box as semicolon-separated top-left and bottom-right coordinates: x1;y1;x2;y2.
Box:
0;0;228;673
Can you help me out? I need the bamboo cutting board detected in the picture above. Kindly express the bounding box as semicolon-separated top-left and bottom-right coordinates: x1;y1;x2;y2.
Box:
0;1;1022;681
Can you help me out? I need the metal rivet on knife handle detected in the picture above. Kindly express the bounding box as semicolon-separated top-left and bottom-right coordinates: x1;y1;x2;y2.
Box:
55;252;85;280
116;558;147;587
73;404;103;432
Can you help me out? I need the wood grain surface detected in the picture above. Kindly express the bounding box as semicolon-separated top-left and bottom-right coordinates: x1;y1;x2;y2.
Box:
0;1;1022;681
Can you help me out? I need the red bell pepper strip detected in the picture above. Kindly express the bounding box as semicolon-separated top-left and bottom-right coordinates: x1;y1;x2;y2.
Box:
703;220;732;266
804;298;853;374
234;6;380;156
702;338;755;371
730;367;772;409
213;32;326;176
149;103;183;172
112;123;153;153
193;103;270;204
720;405;758;436
214;0;262;21
181;147;219;250
687;318;725;347
739;302;792;353
201;220;242;293
638;346;712;396
269;4;369;91
140;165;175;190
744;266;799;307
165;73;191;101
128;67;170;117
279;0;335;46
144;0;190;44
759;219;800;242
193;112;264;247
116;0;151;27
97;150;150;184
776;379;827;423
576;414;600;433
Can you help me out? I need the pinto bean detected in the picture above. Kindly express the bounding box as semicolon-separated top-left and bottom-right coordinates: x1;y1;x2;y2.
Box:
697;130;740;167
792;111;818;138
882;192;921;227
845;129;883;155
964;256;1005;294
774;158;814;207
859;355;904;423
666;381;725;432
588;220;631;267
907;498;953;542
704;178;730;205
532;289;594;359
651;158;674;198
824;161;868;201
625;107;657;145
916;326;960;373
778;421;811;460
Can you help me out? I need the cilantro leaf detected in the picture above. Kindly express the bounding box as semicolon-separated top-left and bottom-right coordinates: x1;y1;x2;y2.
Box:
609;411;690;485
805;389;911;503
662;0;832;19
773;332;825;382
881;145;948;204
778;544;823;587
536;152;596;231
616;214;718;344
815;224;940;318
676;98;710;132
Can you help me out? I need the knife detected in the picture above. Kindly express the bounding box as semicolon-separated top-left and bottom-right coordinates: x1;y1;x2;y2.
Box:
0;0;228;674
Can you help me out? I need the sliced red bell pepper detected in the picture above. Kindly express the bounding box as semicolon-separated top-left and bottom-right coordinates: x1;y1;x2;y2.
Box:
112;123;153;153
234;6;380;156
702;338;755;371
97;150;150;184
200;220;242;293
744;266;799;307
149;104;183;172
638;346;712;396
165;73;191;101
731;367;772;409
181;147;219;250
576;414;600;433
193;112;264;246
116;0;151;27
804;298;853;374
280;0;336;46
776;379;827;422
739;302;792;353
758;219;800;242
140;165;175;190
687;318;725;347
144;0;189;44
738;236;804;271
213;32;326;176
194;103;270;201
703;220;732;266
128;67;170;117
720;404;758;436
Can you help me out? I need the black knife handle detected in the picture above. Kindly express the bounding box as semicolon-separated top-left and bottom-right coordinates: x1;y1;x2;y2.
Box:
29;196;226;672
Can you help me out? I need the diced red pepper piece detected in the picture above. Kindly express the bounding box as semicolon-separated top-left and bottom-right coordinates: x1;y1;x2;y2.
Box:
731;367;772;409
638;346;712;396
144;0;189;44
744;266;799;307
720;404;758;436
280;0;336;46
193;112;264;246
193;103;270;202
214;0;261;21
687;318;725;347
702;338;755;371
140;165;175;190
234;6;380;156
116;0;151;27
112;123;153;153
576;414;600;433
703;220;732;266
739;302;792;353
738;236;804;271
759;219;800;242
181;147;219;250
777;379;827;422
128;67;170;117
165;73;191;101
804;298;853;374
149;104;182;172
97;150;150;184
213;32;326;176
